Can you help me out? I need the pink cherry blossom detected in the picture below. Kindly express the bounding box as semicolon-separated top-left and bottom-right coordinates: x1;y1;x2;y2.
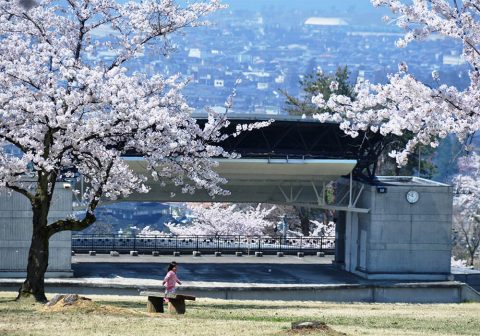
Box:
313;0;480;166
165;203;275;236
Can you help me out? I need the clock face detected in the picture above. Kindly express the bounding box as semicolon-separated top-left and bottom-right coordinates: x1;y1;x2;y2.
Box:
406;190;419;204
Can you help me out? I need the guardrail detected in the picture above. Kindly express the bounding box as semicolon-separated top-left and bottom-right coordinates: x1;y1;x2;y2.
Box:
72;234;335;255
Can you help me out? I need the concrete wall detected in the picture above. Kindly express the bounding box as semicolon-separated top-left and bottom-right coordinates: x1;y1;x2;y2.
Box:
0;186;73;277
342;177;453;280
1;279;477;303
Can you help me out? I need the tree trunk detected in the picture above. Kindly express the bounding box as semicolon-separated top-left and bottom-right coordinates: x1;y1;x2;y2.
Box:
469;252;475;267
297;207;310;236
17;206;50;302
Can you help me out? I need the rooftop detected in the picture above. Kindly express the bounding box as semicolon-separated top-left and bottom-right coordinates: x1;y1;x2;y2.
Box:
373;176;450;187
304;17;348;26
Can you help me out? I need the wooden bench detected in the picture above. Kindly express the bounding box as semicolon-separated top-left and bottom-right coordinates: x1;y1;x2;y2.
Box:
140;291;196;314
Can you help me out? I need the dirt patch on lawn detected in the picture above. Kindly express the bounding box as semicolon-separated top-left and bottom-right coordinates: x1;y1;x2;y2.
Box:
42;294;144;316
284;321;347;336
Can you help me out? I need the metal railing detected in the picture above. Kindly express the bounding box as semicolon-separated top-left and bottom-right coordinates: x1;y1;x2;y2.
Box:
72;234;335;255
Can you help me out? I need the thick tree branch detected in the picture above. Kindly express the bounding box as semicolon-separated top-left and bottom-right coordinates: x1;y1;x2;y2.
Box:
47;211;96;237
6;183;34;202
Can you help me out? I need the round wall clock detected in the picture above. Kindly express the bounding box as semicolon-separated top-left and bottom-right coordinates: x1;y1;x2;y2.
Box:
406;190;419;204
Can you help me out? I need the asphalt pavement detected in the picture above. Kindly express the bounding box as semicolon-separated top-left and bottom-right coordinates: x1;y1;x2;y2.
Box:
72;254;366;285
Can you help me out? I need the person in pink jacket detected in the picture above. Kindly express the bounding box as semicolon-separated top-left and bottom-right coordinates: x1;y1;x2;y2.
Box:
163;262;182;294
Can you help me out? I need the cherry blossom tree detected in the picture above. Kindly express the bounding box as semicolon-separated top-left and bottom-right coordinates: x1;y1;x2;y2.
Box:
453;153;480;266
313;0;480;166
310;219;336;237
0;0;272;302
164;203;275;236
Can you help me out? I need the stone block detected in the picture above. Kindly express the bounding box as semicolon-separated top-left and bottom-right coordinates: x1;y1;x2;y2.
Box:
297;252;304;258
129;251;139;256
88;251;96;256
173;251;180;257
255;252;263;257
317;251;325;257
235;251;243;257
214;252;222;257
152;251;160;256
110;251;119;257
192;251;201;257
276;252;284;257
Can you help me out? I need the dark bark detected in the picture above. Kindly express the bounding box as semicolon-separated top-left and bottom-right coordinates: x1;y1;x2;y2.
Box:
17;205;50;303
16;160;109;302
296;206;311;236
16;178;100;302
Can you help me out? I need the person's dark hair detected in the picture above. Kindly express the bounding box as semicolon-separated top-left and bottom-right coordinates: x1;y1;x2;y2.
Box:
167;262;177;272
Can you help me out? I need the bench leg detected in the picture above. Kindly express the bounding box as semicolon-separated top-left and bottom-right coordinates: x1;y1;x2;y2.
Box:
168;299;186;314
147;296;164;313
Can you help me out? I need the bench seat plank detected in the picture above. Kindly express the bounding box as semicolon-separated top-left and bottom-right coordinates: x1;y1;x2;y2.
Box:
140;291;196;301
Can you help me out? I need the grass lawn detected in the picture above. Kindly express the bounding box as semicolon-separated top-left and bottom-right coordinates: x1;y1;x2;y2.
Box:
0;291;479;336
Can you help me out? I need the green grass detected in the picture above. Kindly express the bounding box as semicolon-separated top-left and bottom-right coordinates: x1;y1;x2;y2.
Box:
0;292;479;336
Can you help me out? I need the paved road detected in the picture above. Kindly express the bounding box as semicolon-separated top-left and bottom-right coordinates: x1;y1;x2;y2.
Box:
72;254;365;285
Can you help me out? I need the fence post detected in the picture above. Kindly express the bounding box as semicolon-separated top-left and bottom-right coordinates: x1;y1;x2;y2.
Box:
216;235;220;252
112;234;115;250
133;234;136;251
196;236;199;251
175;235;178;251
91;234;94;251
320;236;323;252
300;236;303;251
258;236;261;252
154;235;157;251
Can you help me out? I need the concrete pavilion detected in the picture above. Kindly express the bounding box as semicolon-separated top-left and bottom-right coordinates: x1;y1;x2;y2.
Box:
1;115;453;282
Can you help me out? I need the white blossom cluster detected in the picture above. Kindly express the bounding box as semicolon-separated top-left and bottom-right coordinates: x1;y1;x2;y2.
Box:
452;152;480;264
165;203;275;236
453;153;480;219
312;0;480;166
0;0;269;232
309;220;335;237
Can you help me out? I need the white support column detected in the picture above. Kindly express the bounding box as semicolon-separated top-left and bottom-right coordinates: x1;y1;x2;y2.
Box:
344;211;359;273
349;173;353;207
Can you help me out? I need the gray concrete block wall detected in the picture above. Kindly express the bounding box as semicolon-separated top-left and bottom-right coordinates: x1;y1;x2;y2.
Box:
0;186;73;276
355;178;453;279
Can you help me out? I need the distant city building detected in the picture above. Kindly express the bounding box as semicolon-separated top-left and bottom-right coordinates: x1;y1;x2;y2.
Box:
188;48;202;58
78;202;190;234
257;82;269;90
106;5;469;115
304;17;348;26
443;55;466;66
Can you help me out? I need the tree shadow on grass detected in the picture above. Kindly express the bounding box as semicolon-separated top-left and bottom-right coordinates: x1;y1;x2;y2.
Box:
193;303;314;310
95;300;144;309
0;297;17;303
